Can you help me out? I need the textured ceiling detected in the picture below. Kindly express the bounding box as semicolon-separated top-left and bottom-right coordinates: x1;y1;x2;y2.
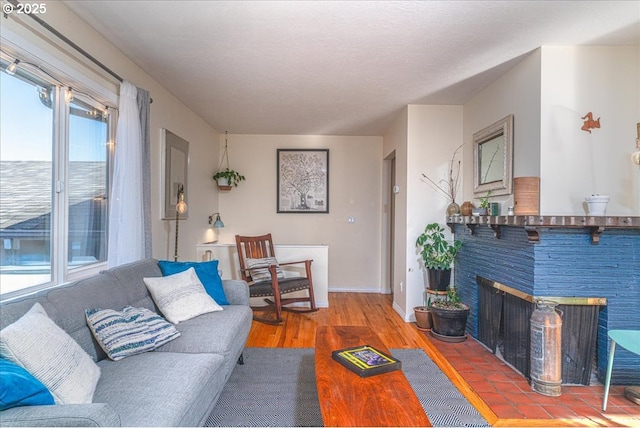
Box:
64;1;640;136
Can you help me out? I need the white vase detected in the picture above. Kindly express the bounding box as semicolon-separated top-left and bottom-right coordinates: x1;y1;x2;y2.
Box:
585;195;609;216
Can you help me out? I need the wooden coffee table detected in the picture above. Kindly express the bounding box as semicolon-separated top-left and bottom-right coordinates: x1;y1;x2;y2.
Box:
315;326;431;427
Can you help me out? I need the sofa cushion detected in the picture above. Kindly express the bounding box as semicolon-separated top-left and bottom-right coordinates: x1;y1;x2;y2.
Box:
102;258;163;310
94;351;227;427
157;259;229;305
0;359;55;410
143;268;222;324
245;257;285;282
155;305;252;377
86;306;181;361
46;272;130;361
0;303;101;404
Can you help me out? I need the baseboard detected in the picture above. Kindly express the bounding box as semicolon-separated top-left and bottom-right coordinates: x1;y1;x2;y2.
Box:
328;287;382;293
392;300;411;322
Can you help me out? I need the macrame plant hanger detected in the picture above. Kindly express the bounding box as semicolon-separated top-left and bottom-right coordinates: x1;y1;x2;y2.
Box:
217;131;232;191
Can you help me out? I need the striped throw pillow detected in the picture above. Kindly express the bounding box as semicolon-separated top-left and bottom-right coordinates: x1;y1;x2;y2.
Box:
86;306;181;361
245;257;285;283
0;303;101;404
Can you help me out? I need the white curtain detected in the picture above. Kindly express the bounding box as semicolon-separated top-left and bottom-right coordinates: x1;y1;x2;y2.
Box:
108;81;144;267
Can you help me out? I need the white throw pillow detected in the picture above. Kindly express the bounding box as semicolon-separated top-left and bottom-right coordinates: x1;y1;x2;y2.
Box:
143;267;223;324
86;306;181;361
0;303;101;404
245;257;285;283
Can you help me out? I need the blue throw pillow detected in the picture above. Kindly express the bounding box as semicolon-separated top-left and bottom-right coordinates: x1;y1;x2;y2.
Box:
0;359;55;410
157;260;229;305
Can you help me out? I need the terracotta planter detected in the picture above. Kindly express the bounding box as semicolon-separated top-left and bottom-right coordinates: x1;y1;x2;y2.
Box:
413;306;432;331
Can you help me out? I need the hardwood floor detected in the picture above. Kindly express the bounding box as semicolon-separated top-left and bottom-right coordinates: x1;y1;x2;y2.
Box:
246;292;495;424
245;292;639;427
246;293;424;349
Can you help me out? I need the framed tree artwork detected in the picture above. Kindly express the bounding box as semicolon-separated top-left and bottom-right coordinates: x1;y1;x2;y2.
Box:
277;149;329;213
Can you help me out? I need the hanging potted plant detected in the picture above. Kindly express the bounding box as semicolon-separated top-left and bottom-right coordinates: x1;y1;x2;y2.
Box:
213;169;245;190
416;223;461;291
213;131;245;191
430;285;470;342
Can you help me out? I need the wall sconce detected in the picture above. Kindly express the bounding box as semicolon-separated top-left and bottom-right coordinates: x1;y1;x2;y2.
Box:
208;213;225;228
174;184;188;262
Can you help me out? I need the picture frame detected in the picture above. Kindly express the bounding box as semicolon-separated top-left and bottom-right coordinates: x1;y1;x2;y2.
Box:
473;114;514;197
162;129;189;220
331;345;401;377
277;149;329;213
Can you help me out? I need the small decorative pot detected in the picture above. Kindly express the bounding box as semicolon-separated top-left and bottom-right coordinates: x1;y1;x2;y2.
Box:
446;202;461;216
461;201;474;216
585;195;609;216
472;207;487;216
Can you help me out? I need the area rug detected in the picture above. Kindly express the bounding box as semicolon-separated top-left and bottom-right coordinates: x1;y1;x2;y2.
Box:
205;347;489;427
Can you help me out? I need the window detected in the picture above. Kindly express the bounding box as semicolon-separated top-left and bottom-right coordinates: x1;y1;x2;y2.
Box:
0;59;115;298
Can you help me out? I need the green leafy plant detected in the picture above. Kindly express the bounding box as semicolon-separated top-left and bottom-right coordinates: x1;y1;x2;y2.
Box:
416;223;462;270
478;190;492;209
212;168;245;187
431;285;468;309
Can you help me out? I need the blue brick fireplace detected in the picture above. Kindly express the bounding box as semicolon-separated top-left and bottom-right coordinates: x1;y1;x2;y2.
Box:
449;216;640;385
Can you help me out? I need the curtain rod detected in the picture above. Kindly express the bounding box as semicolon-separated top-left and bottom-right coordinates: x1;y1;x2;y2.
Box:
7;0;152;102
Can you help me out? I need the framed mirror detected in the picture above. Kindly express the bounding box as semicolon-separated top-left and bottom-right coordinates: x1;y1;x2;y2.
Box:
473;114;513;196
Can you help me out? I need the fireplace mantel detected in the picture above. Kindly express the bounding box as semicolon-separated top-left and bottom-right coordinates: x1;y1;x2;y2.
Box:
447;215;640;244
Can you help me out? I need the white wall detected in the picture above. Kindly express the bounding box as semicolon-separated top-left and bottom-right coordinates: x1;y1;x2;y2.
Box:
214;134;383;291
12;1;224;263
463;49;542;210
383;108;409;317
540;46;640;215
406;105;463;318
383;106;463;320
463;46;639;216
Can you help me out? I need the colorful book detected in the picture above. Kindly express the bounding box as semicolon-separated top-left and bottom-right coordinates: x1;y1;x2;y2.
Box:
331;345;401;377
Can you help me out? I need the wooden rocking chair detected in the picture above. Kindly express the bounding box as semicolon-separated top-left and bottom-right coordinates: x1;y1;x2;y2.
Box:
235;234;318;324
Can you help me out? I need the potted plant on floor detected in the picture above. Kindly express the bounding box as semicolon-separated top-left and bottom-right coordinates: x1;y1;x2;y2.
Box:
413;297;432;331
430;285;470;342
416;223;461;291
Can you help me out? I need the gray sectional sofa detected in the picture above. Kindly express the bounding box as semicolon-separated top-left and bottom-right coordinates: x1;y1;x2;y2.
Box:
0;258;253;426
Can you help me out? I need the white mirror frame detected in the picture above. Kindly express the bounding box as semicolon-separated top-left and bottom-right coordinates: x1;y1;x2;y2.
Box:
473;114;514;196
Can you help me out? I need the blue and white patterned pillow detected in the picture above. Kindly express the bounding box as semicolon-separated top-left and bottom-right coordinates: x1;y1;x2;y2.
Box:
86;306;181;361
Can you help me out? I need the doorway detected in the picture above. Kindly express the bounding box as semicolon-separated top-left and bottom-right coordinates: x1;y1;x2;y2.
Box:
382;151;396;295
